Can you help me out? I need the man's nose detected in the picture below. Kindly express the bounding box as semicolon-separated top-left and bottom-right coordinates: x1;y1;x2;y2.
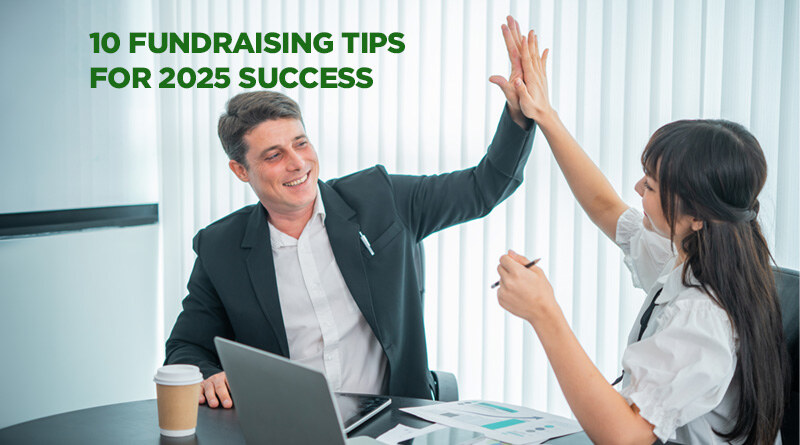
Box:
285;149;304;170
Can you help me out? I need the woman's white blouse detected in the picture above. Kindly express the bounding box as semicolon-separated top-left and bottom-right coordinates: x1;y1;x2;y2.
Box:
614;207;757;444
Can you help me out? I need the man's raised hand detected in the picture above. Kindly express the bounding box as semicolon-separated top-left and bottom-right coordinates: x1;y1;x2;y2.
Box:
490;16;528;129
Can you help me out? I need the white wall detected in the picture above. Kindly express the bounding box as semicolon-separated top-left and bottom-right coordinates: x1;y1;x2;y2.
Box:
0;0;161;429
0;225;160;429
0;0;157;213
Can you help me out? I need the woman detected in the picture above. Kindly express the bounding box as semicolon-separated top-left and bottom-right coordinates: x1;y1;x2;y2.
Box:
492;16;788;444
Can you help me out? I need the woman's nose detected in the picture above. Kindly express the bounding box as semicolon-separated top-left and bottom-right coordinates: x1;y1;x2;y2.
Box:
634;178;645;197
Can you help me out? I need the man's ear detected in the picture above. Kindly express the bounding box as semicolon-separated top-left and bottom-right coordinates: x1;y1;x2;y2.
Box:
229;160;249;183
691;218;704;232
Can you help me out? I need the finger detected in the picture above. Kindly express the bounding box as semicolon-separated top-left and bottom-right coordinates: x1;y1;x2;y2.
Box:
499;253;520;271
541;48;549;73
530;30;544;75
489;75;508;87
225;376;235;408
204;381;219;408
497;263;511;281
214;377;233;408
519;37;536;87
514;77;533;104
199;384;206;404
489;76;519;105
509;16;523;50
501;25;520;63
507;250;530;265
528;30;541;73
506;16;518;42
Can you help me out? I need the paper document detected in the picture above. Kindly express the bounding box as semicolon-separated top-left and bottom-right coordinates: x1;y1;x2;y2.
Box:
401;400;582;445
376;423;445;444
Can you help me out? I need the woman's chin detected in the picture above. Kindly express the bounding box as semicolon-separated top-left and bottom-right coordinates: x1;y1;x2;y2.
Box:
643;216;670;239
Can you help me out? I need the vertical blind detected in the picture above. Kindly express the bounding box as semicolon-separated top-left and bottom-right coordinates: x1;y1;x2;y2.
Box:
155;0;799;417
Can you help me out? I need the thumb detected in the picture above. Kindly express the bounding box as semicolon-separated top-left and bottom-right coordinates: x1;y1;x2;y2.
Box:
513;78;532;102
508;249;530;265
491;75;519;106
489;75;508;87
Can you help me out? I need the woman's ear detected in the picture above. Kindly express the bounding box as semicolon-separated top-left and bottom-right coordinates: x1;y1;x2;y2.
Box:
691;218;704;232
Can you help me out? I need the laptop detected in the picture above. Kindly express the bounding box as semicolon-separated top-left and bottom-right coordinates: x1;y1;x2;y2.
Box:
215;337;389;445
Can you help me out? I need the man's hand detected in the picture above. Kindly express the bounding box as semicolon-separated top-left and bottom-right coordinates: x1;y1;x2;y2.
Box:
199;371;233;409
490;16;528;129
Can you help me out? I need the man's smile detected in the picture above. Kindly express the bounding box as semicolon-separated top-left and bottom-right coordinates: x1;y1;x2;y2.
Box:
283;173;309;187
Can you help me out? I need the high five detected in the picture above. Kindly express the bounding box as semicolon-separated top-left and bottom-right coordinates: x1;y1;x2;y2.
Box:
495;16;787;445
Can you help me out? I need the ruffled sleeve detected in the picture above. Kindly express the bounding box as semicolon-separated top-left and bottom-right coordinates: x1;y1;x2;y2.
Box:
619;297;737;443
614;207;675;291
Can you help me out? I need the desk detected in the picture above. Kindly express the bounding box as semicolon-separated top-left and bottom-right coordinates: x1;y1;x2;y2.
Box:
0;397;591;444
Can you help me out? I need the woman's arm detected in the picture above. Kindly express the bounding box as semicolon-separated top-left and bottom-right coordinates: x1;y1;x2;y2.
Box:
512;25;628;240
497;251;657;445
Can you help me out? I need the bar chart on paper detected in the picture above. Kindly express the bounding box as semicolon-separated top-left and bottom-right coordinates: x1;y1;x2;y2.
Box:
401;400;582;445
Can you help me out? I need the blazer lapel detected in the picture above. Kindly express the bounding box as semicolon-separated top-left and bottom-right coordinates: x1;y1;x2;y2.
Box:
319;182;382;341
241;203;290;357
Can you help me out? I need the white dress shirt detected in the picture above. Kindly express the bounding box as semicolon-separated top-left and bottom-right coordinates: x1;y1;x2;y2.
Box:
267;189;388;394
614;208;780;444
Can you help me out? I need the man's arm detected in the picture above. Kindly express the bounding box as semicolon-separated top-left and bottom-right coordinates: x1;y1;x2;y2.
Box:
385;16;537;239
389;104;535;241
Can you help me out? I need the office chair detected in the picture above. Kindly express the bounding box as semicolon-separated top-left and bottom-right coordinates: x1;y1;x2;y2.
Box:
413;242;459;402
775;266;799;444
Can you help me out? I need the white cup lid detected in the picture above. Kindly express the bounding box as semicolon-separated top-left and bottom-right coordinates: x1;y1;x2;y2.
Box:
154;365;203;386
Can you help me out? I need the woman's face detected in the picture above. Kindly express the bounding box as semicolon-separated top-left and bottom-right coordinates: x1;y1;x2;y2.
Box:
635;175;670;238
635;174;697;242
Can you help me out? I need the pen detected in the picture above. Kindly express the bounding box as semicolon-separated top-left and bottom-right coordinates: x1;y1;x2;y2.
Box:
359;231;375;256
491;257;541;289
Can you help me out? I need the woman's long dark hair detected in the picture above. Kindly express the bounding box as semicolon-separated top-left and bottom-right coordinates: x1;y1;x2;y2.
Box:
641;120;789;444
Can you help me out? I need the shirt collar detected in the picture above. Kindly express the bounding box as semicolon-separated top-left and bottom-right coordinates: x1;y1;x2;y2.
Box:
653;257;701;305
268;184;325;249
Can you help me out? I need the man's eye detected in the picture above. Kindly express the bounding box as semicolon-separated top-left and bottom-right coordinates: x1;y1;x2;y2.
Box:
266;153;280;161
297;141;307;147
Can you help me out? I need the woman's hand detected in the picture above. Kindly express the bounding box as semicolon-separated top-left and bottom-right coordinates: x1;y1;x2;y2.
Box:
496;250;558;324
515;30;552;123
490;16;554;126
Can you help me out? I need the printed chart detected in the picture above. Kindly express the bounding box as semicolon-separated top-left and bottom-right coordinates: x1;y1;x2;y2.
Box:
401;400;582;445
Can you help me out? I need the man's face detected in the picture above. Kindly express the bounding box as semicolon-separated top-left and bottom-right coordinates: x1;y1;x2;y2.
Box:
229;118;319;217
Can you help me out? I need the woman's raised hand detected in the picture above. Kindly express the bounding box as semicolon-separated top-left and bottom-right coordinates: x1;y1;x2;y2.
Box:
515;30;551;122
490;16;553;124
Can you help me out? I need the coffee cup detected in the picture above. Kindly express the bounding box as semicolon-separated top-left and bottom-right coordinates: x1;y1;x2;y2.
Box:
153;365;203;437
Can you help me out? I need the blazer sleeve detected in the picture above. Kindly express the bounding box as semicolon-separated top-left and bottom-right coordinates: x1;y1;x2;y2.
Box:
389;105;536;241
164;231;235;379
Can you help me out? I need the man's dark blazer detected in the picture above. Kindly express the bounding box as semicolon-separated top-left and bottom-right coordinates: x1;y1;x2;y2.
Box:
165;107;535;399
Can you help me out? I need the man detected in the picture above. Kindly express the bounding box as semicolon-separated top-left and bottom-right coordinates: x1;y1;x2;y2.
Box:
166;17;535;409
